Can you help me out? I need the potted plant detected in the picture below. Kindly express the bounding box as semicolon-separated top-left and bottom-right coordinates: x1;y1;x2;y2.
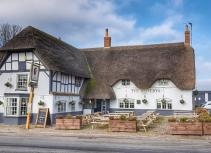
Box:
4;82;12;88
142;99;148;104
193;90;199;96
109;115;137;132
38;100;45;106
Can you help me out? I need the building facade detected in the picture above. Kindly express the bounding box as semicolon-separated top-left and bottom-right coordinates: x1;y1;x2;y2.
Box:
193;91;211;107
0;25;195;124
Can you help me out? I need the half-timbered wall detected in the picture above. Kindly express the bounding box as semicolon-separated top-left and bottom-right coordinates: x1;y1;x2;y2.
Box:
51;72;83;94
0;51;46;72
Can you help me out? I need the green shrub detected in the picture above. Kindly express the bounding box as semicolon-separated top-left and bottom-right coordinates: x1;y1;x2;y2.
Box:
109;116;114;120
76;115;82;119
168;117;177;122
65;114;72;119
128;116;136;121
198;112;211;122
180;117;189;122
195;107;208;115
119;115;127;120
56;115;64;119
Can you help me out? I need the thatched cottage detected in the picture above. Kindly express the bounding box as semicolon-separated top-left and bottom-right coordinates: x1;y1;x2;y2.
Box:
0;25;195;124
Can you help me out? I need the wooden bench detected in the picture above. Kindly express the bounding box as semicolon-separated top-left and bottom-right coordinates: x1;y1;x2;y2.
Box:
173;111;198;118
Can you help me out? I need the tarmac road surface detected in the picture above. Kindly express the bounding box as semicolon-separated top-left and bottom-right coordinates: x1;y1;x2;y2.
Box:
0;134;211;153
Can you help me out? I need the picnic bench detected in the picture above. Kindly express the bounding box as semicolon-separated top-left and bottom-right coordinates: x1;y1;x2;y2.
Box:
137;111;159;132
173;111;198;118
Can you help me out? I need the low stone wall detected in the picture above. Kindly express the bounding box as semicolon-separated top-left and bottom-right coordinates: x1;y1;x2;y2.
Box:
109;120;137;132
56;118;81;130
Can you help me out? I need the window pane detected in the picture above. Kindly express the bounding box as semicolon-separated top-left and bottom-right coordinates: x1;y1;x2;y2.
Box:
167;103;172;109
20;98;28;115
6;98;18;116
157;103;161;109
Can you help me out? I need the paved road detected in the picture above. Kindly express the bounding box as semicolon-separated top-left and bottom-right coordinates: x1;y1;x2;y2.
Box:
0;134;211;153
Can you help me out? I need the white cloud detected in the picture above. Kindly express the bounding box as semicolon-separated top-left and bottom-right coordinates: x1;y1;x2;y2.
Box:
197;79;211;90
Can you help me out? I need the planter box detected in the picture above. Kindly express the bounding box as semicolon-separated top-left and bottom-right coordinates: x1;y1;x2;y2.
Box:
56;118;81;130
109;120;137;132
56;119;65;129
203;123;211;135
169;122;203;135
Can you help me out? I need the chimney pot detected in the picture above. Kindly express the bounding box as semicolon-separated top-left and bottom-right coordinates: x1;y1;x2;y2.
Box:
104;28;111;48
185;24;190;46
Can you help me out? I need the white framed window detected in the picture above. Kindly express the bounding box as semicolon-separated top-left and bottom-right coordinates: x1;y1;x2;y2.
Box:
122;80;130;86
6;97;28;116
157;99;172;110
17;74;28;90
119;98;135;109
57;102;66;113
6;98;18;116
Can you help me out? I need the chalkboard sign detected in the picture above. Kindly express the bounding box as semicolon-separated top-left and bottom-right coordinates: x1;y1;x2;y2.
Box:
36;108;49;128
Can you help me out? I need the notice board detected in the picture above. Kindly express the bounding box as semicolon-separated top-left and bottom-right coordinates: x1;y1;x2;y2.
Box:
36;108;49;128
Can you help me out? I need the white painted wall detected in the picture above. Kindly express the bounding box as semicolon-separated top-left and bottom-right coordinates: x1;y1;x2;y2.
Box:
110;80;193;111
52;95;83;114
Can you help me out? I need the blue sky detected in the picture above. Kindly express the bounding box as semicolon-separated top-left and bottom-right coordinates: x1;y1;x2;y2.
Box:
0;0;210;90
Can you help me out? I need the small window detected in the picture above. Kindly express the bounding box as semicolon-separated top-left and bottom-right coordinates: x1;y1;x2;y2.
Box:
58;102;66;113
122;80;130;86
17;74;28;90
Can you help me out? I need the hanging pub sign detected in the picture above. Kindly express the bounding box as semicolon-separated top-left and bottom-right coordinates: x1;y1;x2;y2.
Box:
29;62;40;87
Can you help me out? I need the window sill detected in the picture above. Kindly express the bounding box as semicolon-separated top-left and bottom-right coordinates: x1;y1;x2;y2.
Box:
15;89;28;91
4;115;27;117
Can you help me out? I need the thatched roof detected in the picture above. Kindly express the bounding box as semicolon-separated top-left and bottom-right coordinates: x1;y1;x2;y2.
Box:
80;43;195;99
0;26;90;78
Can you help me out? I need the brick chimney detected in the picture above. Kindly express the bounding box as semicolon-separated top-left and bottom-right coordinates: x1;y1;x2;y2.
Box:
185;24;190;46
104;28;111;48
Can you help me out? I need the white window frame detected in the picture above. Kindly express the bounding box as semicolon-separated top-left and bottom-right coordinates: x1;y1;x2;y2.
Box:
5;97;28;117
57;101;66;113
119;98;135;109
157;99;172;110
16;74;28;90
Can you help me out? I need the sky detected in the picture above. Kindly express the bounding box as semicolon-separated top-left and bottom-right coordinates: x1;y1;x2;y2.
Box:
0;0;210;90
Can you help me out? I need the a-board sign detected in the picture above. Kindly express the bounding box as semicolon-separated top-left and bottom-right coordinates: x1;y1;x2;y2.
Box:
36;108;49;128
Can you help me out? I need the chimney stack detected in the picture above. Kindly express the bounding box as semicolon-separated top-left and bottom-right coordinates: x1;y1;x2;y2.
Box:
185;24;190;46
104;28;111;48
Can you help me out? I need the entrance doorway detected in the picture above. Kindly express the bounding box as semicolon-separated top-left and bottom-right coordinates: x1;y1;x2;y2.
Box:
94;99;109;114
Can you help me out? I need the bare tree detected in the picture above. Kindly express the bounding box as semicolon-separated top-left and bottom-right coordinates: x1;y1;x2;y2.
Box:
0;23;22;47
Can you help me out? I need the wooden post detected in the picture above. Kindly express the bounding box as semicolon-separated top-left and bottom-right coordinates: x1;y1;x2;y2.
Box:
26;87;34;129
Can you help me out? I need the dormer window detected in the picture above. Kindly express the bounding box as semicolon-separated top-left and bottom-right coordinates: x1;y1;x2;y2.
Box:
122;79;130;86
